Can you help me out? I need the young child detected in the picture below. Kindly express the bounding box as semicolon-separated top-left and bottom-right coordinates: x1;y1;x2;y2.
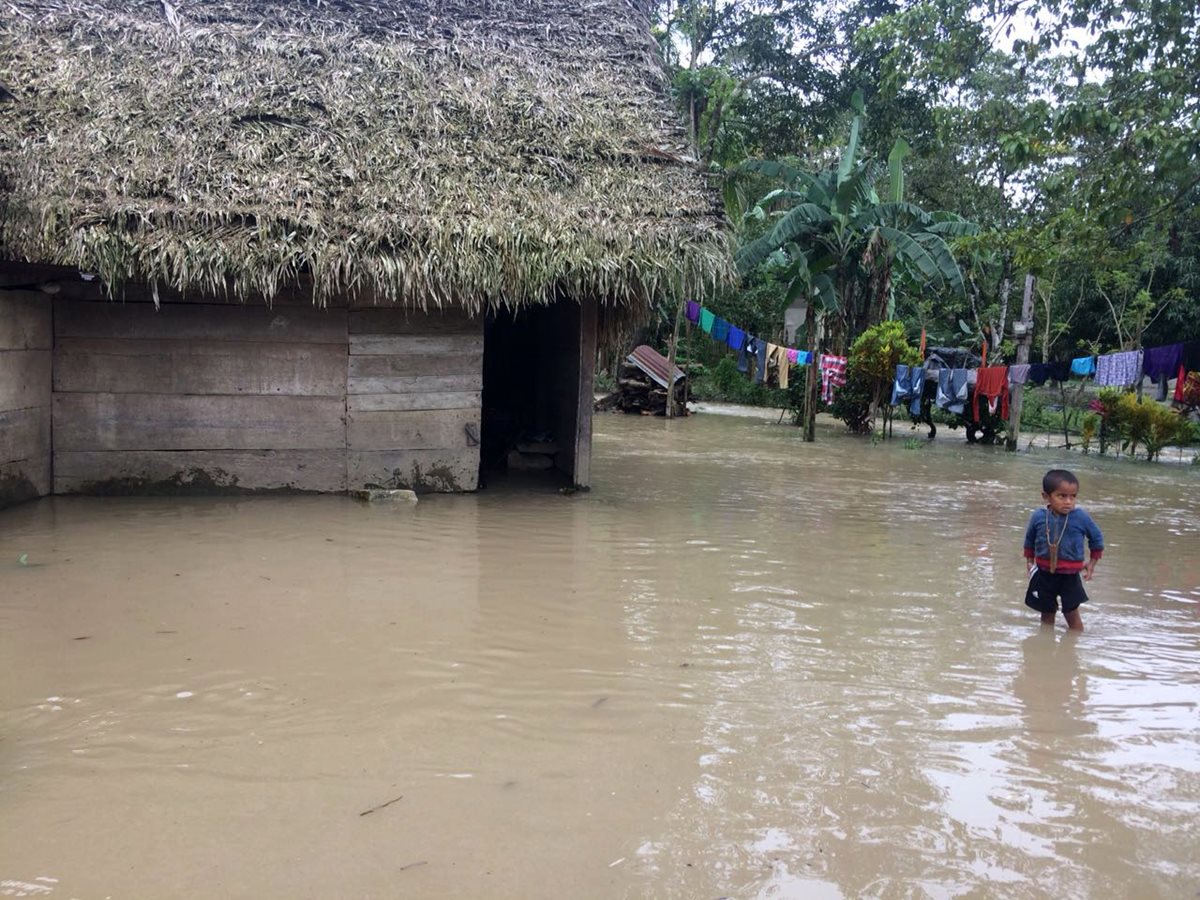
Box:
1023;469;1104;631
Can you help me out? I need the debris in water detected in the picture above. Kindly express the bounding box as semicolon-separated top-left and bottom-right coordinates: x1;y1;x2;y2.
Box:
73;636;91;641
398;860;426;872
18;553;29;566
591;696;608;708
359;794;404;816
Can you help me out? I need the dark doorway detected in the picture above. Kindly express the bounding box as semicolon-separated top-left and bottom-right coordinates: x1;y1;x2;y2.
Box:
480;300;595;488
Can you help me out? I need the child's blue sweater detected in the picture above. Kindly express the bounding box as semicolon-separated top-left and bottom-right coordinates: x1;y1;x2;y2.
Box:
1023;508;1104;574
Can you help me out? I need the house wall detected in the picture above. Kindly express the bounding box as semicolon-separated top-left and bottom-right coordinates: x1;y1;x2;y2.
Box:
46;298;483;495
346;308;482;492
0;290;53;508
52;300;350;493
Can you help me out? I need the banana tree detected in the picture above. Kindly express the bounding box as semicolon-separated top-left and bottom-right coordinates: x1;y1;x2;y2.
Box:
732;92;976;352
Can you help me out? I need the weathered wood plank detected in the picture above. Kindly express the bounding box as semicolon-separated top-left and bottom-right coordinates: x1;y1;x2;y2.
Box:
348;334;483;356
53;393;346;451
0;350;52;411
572;298;599;488
0;458;51;507
348;449;478;492
346;408;480;451
55;299;348;344
54;338;347;396
348;352;483;378
349;307;480;335
54;450;347;494
0;292;53;350
347;374;483;394
348;391;481;413
0;407;51;464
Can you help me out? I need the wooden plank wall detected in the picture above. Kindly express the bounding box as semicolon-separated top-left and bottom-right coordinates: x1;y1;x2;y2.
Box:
0;290;53;508
347;308;482;492
52;300;349;494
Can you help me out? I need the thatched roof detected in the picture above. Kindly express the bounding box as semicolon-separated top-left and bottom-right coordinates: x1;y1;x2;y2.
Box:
0;0;732;313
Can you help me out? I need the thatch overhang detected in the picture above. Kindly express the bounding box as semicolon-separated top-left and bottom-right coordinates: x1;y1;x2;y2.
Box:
0;0;733;318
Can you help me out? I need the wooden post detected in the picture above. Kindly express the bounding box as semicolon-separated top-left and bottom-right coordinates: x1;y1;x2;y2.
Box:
665;299;685;419
803;304;818;442
572;298;598;488
1006;273;1036;452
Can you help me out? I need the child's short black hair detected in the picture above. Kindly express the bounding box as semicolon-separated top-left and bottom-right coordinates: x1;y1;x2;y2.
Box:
1043;468;1079;493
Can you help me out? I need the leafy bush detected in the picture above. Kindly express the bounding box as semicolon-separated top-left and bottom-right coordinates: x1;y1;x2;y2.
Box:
830;371;876;433
1094;389;1195;460
689;355;789;407
833;321;920;434
1080;412;1100;453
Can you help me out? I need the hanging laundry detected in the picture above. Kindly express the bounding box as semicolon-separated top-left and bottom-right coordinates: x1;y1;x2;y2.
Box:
754;338;769;384
1176;370;1200;406
1176;342;1200;402
1070;356;1095;377
796;350;812;366
1185;340;1200;372
891;364;926;417
936;368;969;415
1094;350;1142;387
712;317;730;343
685;301;700;324
786;348;799;365
743;336;763;381
736;333;752;373
725;324;743;351
768;343;789;389
700;308;715;334
1028;361;1070;385
1008;363;1031;385
1143;343;1184;381
974;366;1010;421
819;354;847;404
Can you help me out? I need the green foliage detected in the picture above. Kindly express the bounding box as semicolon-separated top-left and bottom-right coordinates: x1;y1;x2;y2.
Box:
1091;388;1196;460
848;320;919;382
1080;413;1099;454
830;371;876;434
735;101;974;348
654;0;1200;450
689;356;789;408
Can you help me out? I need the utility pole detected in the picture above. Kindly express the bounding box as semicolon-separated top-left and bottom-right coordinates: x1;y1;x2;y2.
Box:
1006;274;1036;451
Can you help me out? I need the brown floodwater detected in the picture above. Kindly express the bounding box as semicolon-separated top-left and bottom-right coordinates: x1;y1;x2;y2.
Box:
2;413;1198;899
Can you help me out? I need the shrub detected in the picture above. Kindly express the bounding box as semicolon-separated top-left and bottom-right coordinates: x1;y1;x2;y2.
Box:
1095;390;1196;460
836;322;921;433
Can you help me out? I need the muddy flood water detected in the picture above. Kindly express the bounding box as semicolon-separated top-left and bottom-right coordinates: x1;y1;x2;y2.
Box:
2;413;1198;899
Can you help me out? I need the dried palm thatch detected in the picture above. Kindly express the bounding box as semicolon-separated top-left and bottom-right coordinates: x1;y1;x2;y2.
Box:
0;0;733;320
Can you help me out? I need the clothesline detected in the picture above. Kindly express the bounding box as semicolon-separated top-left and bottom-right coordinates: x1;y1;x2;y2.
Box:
686;301;850;401
685;300;1200;409
893;339;1200;423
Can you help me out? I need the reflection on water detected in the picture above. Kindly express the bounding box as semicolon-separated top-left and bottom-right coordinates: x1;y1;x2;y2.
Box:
1;414;1198;899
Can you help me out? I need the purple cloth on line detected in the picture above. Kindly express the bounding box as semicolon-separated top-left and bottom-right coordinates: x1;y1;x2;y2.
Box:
1142;343;1184;381
685;301;700;324
1008;363;1031;385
